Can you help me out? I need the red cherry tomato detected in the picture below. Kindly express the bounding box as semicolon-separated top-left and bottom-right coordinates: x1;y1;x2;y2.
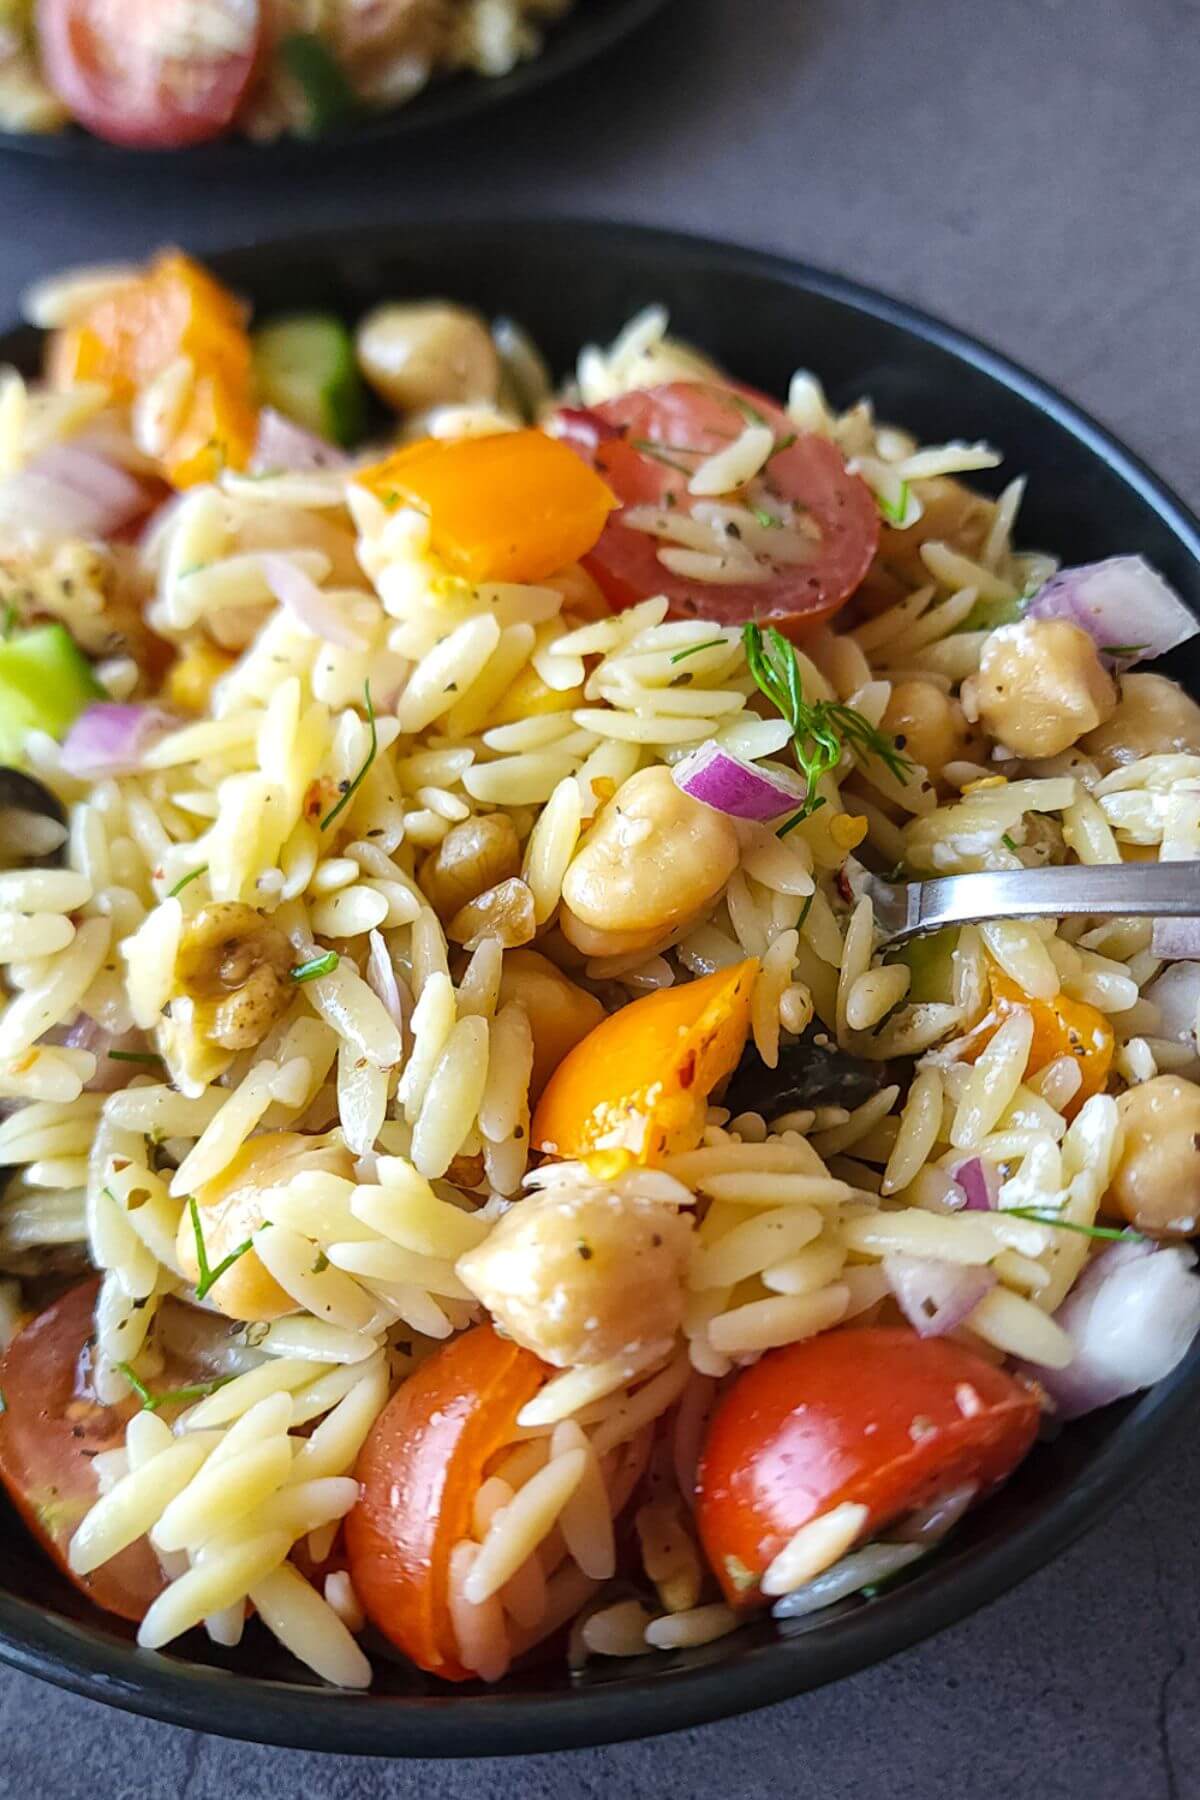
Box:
345;1324;547;1681
696;1326;1040;1609
38;0;262;149
556;383;879;636
0;1280;164;1622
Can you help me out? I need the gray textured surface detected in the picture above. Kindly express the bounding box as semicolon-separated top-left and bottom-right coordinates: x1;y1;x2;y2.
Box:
0;0;1197;1790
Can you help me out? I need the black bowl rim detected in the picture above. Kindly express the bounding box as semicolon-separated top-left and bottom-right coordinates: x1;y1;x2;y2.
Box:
0;0;673;172
0;215;1198;1757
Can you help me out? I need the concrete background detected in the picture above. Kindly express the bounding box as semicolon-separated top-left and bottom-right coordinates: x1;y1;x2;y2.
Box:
0;0;1196;1791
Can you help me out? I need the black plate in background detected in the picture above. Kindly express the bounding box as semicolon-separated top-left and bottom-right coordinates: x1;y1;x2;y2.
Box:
0;0;672;171
0;219;1198;1756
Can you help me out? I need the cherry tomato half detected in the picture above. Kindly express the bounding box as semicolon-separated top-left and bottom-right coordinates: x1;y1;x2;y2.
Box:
38;0;262;150
345;1324;547;1681
0;1280;164;1622
696;1326;1040;1609
556;383;879;636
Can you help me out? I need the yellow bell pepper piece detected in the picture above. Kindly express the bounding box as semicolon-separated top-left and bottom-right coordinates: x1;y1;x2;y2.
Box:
165;641;236;714
48;251;256;491
355;428;617;585
489;664;582;726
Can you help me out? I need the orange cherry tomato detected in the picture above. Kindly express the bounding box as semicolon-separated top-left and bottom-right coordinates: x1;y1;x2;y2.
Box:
345;1324;547;1681
697;1326;1040;1610
354;429;618;586
0;1280;165;1622
530;957;758;1169
49;251;256;490
963;967;1114;1117
556;383;880;636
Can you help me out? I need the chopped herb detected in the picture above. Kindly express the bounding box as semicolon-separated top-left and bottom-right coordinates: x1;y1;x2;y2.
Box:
1001;833;1018;853
751;506;783;529
775;432;797;453
117;1361;234;1415
576;1240;594;1261
669;637;726;665
875;480;911;525
107;1050;165;1067
727;392;770;428
796;891;816;931
742;622;912;836
188;1195;255;1303
1;604;15;638
312;1249;330;1274
1099;642;1149;658
1004;1206;1145;1243
629;438;701;475
320;679;376;830
168;865;207;897
291;949;339;983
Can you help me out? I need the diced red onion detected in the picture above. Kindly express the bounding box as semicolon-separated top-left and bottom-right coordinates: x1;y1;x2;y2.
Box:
550;405;621;452
891;1482;979;1545
883;1251;996;1337
366;928;412;1043
59;704;177;779
1144;962;1200;1046
1028;1243;1200;1419
0;441;152;542
771;1542;926;1620
251;408;348;475
1026;556;1199;666
1152;912;1200;962
949;1155;1000;1212
261;553;370;651
672;741;807;822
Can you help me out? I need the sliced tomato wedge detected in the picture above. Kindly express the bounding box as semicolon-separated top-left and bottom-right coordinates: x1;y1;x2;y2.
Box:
696;1326;1040;1609
556;382;879;636
0;1280;163;1622
38;0;262;149
345;1324;547;1681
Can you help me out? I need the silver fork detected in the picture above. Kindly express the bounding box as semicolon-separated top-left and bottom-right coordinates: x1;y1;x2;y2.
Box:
861;862;1200;948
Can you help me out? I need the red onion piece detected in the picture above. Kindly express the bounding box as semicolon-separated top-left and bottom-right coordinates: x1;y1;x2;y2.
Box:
366;929;412;1048
60;704;177;779
891;1481;979;1545
1027;1243;1200;1419
1151;914;1200;962
261;553;371;651
251;409;348;475
0;440;152;541
949;1155;1000;1212
1144;962;1200;1047
1026;556;1198;666
672;741;807;822
883;1251;996;1337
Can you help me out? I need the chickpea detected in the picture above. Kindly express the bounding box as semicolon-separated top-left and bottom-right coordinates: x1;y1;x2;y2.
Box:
1081;673;1200;773
175;1132;355;1322
456;1184;693;1367
355;302;500;414
1109;1076;1200;1236
162;903;294;1090
882;678;979;784
419;814;522;923
497;948;605;1099
966;618;1117;760
876;474;996;588
560;765;739;958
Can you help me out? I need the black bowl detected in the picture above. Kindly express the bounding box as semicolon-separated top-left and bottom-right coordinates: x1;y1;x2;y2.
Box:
0;0;672;172
1;218;1198;1756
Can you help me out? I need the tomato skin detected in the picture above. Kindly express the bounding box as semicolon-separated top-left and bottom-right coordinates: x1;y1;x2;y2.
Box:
38;0;261;149
697;1327;1040;1609
345;1325;547;1681
0;1280;164;1623
557;383;879;636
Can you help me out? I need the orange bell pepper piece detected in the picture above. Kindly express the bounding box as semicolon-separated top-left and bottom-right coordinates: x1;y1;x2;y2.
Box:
49;251;256;490
531;959;759;1169
962;966;1113;1117
355;428;617;585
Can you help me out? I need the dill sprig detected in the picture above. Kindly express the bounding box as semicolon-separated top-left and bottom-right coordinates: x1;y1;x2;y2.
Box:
741;622;913;835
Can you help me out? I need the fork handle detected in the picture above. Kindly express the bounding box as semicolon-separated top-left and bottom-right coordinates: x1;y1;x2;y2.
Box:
899;861;1200;943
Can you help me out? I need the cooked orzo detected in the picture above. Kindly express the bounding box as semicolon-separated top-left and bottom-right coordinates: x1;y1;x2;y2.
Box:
0;250;1198;1688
